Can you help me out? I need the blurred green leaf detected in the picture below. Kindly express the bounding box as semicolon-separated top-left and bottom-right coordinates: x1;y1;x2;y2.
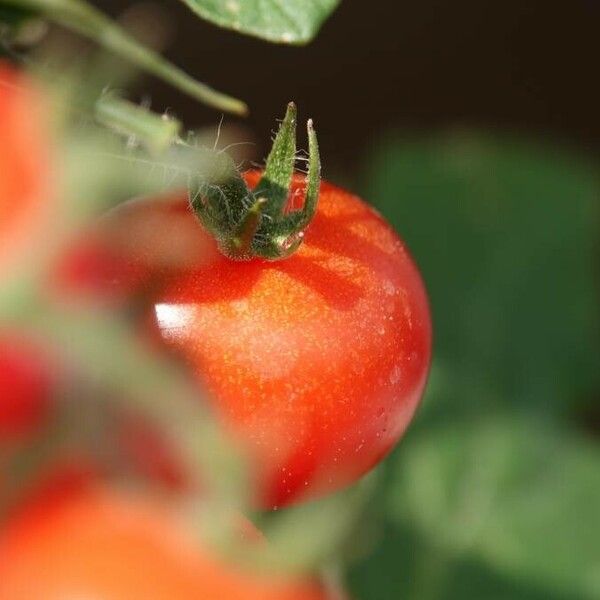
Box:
446;556;586;600
0;4;31;26
387;417;600;599
363;131;600;416
0;5;42;55
347;520;583;600
247;473;377;575
180;0;340;44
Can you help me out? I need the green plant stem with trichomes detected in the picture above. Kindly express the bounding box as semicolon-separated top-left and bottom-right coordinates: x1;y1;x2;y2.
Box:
95;93;182;154
0;0;248;114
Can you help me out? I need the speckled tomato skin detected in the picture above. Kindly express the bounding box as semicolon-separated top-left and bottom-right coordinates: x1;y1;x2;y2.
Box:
0;62;51;275
0;485;328;600
64;172;432;507
157;172;431;506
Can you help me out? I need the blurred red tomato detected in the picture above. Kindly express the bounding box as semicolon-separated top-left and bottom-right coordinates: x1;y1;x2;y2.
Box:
0;484;329;600
117;415;189;491
0;61;52;275
0;335;53;440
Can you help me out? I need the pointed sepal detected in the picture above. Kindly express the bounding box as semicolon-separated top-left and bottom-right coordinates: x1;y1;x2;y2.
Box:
188;103;321;261
255;102;297;218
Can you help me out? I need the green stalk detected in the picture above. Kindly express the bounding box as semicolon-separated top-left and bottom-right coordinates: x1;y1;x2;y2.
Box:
95;93;182;154
1;0;248;115
189;103;322;261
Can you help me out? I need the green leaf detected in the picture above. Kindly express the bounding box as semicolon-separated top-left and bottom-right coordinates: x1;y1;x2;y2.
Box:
363;132;600;415
347;521;582;600
248;472;376;574
387;417;600;599
180;0;340;45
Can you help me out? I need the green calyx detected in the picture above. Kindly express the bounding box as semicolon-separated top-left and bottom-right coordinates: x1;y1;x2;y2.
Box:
188;102;321;261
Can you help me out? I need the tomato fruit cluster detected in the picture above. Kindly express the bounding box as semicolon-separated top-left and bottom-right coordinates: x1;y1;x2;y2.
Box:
1;60;431;599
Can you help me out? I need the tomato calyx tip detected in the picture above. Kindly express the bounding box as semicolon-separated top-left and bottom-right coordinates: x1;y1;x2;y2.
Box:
188;102;321;261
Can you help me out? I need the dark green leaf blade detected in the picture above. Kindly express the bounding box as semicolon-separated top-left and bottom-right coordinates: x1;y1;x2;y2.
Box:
180;0;340;45
388;417;600;599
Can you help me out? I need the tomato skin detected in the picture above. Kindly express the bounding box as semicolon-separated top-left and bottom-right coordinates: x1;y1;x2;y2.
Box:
0;338;53;510
0;335;54;440
117;415;190;491
0;61;51;275
0;64;54;441
0;485;328;600
63;172;432;507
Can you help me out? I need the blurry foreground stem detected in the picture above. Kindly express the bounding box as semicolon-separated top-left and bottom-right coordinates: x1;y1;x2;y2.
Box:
1;0;248;114
95;93;182;154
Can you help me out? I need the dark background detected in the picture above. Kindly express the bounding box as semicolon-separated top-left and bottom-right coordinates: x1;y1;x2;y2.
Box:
98;0;600;173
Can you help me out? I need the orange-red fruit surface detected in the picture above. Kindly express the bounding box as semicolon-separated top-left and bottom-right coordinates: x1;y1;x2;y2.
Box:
0;62;52;275
59;172;432;507
0;485;328;600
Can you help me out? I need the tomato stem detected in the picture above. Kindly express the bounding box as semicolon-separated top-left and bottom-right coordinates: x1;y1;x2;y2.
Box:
188;102;321;261
95;93;182;154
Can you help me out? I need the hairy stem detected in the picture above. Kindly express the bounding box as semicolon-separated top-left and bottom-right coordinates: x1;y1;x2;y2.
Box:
3;0;248;114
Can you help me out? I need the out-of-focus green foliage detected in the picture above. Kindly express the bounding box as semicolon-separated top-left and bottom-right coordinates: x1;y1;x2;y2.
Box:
367;132;600;417
0;5;39;56
391;418;600;598
347;132;600;600
0;4;31;27
179;0;340;45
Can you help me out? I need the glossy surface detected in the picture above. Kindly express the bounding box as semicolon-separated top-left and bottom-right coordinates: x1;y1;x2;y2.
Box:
0;485;327;600
0;62;51;275
66;172;432;506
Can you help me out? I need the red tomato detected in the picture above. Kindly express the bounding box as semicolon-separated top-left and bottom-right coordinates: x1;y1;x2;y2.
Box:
117;414;190;491
0;485;328;600
61;172;432;507
0;61;52;275
0;335;54;440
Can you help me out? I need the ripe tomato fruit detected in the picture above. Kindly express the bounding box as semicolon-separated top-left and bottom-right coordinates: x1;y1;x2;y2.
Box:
0;335;54;440
117;414;190;491
61;172;431;507
0;61;52;275
0;484;328;600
